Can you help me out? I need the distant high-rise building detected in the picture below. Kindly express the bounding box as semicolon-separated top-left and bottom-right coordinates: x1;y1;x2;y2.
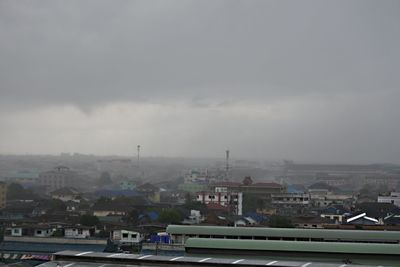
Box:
39;166;78;194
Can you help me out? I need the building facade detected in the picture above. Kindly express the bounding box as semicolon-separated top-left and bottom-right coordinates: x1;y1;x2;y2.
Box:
196;191;243;215
378;192;400;207
271;193;310;207
39;166;77;194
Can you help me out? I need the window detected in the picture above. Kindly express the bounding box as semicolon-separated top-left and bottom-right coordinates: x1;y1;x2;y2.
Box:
131;234;137;239
296;238;310;241
199;235;211;238
123;233;129;238
282;237;295;241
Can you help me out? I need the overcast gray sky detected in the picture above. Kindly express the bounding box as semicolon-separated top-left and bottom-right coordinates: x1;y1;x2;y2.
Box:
0;0;399;163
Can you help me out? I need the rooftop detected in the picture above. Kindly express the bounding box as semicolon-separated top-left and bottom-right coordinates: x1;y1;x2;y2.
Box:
166;225;400;242
49;250;386;267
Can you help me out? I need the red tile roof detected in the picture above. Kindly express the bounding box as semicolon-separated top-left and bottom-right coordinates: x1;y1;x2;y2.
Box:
207;203;229;211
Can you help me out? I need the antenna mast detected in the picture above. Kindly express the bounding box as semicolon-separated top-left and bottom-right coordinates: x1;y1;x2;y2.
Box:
225;149;230;179
137;145;140;168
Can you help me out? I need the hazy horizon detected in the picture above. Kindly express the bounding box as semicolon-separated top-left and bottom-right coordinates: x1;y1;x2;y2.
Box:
0;152;397;166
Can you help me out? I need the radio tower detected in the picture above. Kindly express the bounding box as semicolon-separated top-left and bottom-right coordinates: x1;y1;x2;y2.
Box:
225;149;230;180
137;145;144;179
137;145;141;170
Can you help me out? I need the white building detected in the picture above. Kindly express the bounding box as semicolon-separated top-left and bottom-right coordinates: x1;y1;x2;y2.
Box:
182;210;204;225
10;227;23;237
51;187;81;202
64;226;91;239
184;169;211;183
34;227;54;237
111;229;143;244
196;191;243;215
378;192;400;207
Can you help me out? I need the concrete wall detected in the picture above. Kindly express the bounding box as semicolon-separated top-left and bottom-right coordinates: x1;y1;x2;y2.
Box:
4;236;107;244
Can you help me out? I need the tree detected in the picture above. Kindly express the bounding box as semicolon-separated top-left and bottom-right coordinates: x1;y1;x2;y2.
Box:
183;193;207;212
268;215;294;228
48;199;67;212
79;214;100;226
158;209;182;224
95;196;112;205
124;209;139;225
242;194;264;213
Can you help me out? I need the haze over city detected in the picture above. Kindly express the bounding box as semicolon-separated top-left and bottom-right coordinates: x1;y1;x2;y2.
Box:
1;0;399;163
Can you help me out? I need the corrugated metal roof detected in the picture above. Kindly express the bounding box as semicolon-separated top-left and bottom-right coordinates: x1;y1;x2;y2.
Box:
167;225;400;241
185;238;400;255
0;241;105;254
52;250;386;267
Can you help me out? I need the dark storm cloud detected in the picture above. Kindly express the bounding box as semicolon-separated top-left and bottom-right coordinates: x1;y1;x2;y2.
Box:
0;0;399;162
1;0;399;109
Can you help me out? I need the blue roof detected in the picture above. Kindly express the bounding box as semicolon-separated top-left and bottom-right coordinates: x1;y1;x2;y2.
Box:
287;185;304;193
145;211;159;221
243;212;268;223
139;211;159;221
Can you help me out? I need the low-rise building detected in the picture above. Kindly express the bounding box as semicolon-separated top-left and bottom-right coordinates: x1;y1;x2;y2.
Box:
182;210;204;225
64;226;92;239
364;176;398;191
271;193;310;207
320;205;351;224
51;187;81;202
196;191;243;215
111;229;143;244
378;192;400;207
34;225;55;237
211;177;286;200
10;226;24;237
293;216;335;229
